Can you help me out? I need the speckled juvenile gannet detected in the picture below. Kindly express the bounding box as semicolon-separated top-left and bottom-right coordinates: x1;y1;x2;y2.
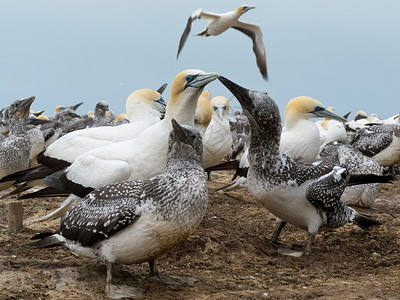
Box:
203;96;233;169
177;5;267;80
219;76;383;252
60;69;218;197
0;97;36;181
28;119;208;296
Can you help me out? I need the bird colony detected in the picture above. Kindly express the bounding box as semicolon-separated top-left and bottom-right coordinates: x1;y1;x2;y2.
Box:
0;5;399;299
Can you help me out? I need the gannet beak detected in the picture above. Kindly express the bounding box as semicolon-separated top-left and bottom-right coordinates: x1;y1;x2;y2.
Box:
171;118;191;145
245;6;255;12
16;96;36;115
69;112;81;118
28;118;53;126
215;107;225;120
186;72;219;89
312;107;347;123
72;102;84;111
218;76;254;113
154;97;167;114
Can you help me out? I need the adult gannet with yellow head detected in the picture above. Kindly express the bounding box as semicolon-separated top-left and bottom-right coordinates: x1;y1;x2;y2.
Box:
59;69;218;197
177;5;267;80
280;96;347;163
203;96;233;169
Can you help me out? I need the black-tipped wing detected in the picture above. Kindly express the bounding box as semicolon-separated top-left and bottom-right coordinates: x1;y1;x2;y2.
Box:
177;8;203;58
59;180;146;247
233;21;268;80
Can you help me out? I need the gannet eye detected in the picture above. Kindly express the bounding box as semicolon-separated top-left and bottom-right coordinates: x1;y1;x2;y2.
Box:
185;75;194;83
314;106;324;112
189;132;197;141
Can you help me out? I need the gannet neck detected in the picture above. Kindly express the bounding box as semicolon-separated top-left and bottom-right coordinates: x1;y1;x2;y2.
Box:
165;69;218;126
194;92;213;135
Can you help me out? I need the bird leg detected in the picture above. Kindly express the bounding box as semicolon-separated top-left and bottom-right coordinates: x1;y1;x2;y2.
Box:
305;233;316;254
148;260;159;277
146;260;198;286
270;220;287;243
105;261;113;295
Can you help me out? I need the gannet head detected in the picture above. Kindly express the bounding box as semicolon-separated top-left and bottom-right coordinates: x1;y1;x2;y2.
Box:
95;101;109;113
125;89;166;122
354;110;367;121
38;114;49;120
194;91;213;135
284;96;346;128
236;5;255;15
114;113;127;123
218;76;280;129
211;96;230;121
8;96;36;121
87;110;94;119
168;118;203;165
166;69;218;126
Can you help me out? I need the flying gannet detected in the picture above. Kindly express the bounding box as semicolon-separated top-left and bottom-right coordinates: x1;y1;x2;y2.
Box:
27;119;208;297
177;5;268;80
218;76;386;253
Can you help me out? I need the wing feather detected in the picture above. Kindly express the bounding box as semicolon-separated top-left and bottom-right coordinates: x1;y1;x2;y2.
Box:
232;21;268;80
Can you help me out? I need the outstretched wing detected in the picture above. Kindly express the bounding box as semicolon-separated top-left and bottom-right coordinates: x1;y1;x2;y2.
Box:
177;8;203;58
232;20;268;80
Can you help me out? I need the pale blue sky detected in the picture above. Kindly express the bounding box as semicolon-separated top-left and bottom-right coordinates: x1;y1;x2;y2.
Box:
1;0;399;119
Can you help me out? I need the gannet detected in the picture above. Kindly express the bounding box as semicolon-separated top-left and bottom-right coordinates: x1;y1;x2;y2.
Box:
177;5;267;80
280;97;347;164
0;97;36;181
27;119;208;297
194;91;213;136
320;141;382;207
219;76;383;252
203;96;233;169
347;110;370;130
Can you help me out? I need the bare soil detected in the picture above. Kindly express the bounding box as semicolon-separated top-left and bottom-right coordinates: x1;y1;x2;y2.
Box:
0;171;399;300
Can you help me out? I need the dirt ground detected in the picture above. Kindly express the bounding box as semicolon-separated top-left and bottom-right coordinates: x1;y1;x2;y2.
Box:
0;171;399;300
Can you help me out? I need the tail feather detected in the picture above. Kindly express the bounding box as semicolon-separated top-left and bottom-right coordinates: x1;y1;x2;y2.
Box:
18;186;70;199
347;174;394;186
351;212;381;230
25;234;64;248
204;160;240;173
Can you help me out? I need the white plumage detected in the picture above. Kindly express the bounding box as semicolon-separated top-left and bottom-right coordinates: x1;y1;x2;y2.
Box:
42;89;166;164
203;96;233;168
